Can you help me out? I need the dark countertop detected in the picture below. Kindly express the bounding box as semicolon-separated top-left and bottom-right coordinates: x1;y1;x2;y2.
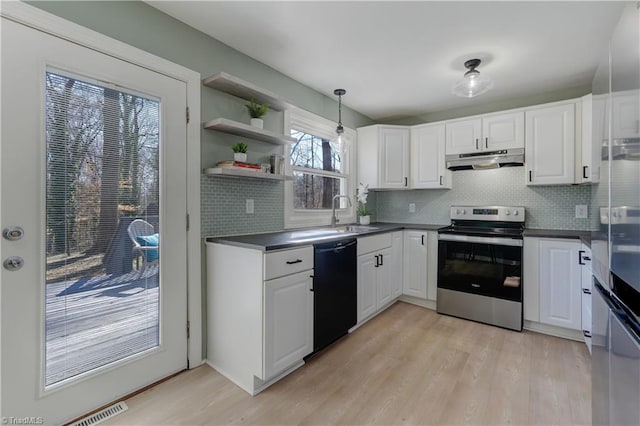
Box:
206;222;447;251
523;229;592;246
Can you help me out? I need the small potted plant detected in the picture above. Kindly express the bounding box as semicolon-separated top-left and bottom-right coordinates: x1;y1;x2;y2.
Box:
232;142;248;163
245;98;269;128
356;182;371;225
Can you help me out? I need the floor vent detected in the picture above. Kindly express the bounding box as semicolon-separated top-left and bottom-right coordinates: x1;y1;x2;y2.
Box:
71;401;128;426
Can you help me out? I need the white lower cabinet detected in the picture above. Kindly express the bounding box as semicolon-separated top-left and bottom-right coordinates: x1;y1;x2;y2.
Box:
356;232;402;324
391;231;404;298
403;230;428;299
539;239;582;330
402;230;438;301
579;244;592;353
206;243;314;395
524;237;583;333
264;271;313;380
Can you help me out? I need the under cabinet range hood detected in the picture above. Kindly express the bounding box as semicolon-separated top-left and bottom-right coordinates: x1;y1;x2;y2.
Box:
446;148;525;171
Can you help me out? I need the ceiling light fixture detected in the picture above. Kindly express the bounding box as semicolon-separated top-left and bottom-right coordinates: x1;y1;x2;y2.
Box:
452;59;493;98
334;88;346;136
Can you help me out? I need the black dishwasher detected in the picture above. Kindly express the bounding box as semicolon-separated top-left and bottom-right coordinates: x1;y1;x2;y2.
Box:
312;238;357;354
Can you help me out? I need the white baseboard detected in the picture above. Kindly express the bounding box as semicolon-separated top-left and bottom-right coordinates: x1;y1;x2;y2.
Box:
399;295;436;311
524;320;586;342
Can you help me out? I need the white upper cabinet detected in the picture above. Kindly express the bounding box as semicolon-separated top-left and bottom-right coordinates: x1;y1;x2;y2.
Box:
445;112;523;155
525;103;576;185
482;112;525;151
410;123;451;189
612;90;640;139
577;94;601;184
358;125;409;189
445;118;482;155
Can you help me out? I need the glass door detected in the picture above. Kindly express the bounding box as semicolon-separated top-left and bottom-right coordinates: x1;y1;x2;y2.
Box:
1;18;187;424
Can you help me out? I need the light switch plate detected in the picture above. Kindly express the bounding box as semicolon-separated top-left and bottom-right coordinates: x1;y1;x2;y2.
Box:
409;203;416;213
246;199;254;214
575;204;588;219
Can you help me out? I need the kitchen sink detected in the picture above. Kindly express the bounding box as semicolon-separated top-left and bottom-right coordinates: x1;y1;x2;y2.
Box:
333;225;380;233
286;225;380;243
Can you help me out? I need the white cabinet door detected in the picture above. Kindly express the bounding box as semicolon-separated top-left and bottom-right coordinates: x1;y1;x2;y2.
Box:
539;239;582;330
612;90;640;139
402;231;428;299
426;231;438;301
525;103;576;185
390;231;404;298
410;124;451;189
264;271;313;380
357;254;378;323
377;247;393;308
379;127;410;189
482;111;524;151
445;118;482;155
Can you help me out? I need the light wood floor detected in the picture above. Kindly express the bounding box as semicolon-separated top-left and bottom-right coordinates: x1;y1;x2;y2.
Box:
104;302;591;425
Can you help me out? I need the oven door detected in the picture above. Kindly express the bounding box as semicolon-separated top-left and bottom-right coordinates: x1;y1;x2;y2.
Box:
438;234;523;302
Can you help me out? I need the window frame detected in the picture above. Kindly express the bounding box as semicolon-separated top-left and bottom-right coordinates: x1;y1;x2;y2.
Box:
284;108;356;229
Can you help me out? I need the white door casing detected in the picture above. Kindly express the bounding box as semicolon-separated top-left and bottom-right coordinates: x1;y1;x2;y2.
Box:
1;7;200;424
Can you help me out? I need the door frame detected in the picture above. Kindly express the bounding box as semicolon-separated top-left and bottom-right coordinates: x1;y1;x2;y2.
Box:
0;1;202;377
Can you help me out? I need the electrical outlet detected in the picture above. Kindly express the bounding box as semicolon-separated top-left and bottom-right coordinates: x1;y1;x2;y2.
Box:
246;199;254;214
409;203;416;213
575;204;588;219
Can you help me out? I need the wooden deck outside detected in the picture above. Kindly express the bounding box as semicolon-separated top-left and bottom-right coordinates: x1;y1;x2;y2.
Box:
45;265;159;386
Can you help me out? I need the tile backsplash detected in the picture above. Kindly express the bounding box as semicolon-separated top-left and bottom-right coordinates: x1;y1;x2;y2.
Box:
201;175;284;236
374;167;592;230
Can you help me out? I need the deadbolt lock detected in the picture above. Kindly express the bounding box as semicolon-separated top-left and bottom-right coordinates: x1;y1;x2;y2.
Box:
3;226;24;241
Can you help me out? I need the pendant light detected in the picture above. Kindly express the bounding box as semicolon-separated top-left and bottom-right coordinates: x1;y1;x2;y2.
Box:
334;89;346;139
452;59;493;98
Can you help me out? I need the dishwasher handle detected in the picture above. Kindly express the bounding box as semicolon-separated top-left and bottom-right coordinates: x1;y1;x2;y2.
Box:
314;239;357;254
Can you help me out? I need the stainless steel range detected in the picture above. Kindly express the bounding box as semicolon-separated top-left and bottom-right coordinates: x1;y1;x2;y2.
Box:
437;205;525;331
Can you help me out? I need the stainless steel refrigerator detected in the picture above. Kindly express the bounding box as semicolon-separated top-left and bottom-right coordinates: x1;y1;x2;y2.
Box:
592;4;640;425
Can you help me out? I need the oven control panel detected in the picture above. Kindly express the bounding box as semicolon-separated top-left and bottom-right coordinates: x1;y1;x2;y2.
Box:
450;205;525;222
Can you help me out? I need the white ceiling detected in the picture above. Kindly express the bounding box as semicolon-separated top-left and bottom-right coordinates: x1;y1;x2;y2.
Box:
147;1;625;121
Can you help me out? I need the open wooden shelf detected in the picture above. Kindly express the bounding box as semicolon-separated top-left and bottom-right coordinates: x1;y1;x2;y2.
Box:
203;72;295;111
203;167;292;181
203;118;296;145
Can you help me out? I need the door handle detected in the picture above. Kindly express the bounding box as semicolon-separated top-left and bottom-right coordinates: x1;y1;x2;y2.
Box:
583;166;588;179
475;138;479;150
374;255;380;267
286;259;302;265
578;250;585;265
439;175;443;186
3;256;24;271
485;137;488;149
421;235;424;245
379;254;384;266
583;330;592;338
404;177;408;187
582;288;592;294
528;171;532;182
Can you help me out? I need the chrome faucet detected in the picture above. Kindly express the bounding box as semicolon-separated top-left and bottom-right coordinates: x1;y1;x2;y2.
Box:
331;194;352;226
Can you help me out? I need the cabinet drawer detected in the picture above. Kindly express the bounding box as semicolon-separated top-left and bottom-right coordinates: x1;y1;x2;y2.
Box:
358;233;392;256
264;246;313;280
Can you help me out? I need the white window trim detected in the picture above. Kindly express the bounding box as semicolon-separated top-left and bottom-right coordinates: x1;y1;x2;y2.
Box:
284;108;357;229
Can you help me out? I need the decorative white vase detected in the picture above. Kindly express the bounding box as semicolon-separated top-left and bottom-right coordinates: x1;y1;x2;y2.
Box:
359;215;371;225
233;152;247;163
250;118;264;129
